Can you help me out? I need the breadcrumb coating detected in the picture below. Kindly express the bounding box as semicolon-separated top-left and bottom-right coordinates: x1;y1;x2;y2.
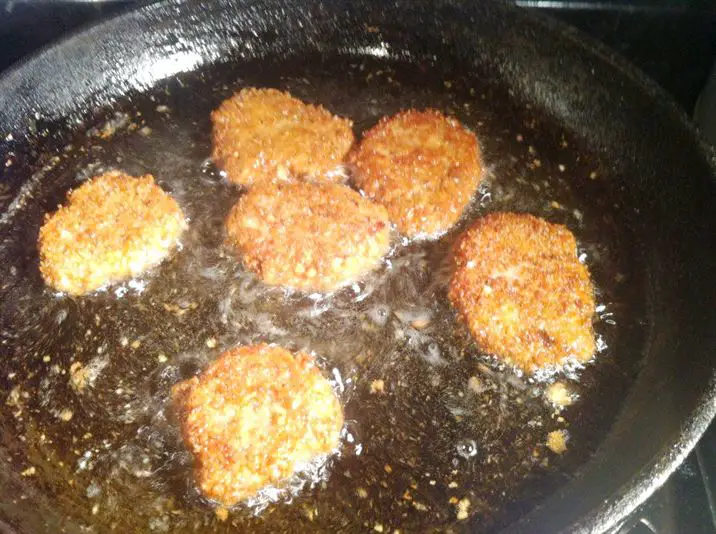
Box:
225;182;391;292
172;344;344;506
449;212;596;373
350;109;483;238
211;87;354;186
38;171;186;295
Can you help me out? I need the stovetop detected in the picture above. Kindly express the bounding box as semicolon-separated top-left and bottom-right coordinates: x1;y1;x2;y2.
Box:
0;1;714;533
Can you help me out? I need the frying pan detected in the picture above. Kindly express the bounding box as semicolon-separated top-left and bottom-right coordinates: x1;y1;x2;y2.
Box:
0;0;715;533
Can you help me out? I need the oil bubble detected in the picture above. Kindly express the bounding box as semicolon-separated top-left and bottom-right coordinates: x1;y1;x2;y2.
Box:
456;439;478;459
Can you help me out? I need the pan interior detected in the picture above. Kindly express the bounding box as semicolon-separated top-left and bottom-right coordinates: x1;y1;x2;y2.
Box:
0;53;646;533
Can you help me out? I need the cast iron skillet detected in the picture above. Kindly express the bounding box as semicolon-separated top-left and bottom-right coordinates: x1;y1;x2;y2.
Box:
0;0;715;533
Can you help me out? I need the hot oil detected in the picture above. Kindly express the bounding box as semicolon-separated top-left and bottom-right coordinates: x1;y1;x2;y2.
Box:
0;53;645;533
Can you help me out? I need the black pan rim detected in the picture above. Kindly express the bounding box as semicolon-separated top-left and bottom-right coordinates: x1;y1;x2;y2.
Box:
513;5;716;174
556;381;716;534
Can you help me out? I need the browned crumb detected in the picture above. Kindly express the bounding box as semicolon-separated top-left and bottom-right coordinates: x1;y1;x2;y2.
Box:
467;376;485;395
411;318;430;330
547;430;569;454
172;344;344;506
21;466;36;477
225;182;391;292
211;87;354;186
456;497;471;520
412;501;429;512
545;382;573;407
69;362;89;392
350;109;483;238
449;212;596;373
303;506;317;521
38;172;186;295
370;379;386;394
162;301;198;317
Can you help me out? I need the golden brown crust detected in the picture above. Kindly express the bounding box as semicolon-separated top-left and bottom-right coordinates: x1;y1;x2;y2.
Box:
225;182;391;292
349;109;483;238
172;344;344;506
38;172;186;295
449;212;596;373
211;87;354;186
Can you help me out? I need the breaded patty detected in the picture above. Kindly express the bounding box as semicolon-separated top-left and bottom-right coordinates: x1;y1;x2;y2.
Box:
172;344;344;506
38;172;186;295
349;109;483;238
449;212;596;373
225;182;391;292
211;87;354;186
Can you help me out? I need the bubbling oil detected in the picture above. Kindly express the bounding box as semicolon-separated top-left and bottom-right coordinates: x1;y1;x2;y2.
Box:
0;54;644;533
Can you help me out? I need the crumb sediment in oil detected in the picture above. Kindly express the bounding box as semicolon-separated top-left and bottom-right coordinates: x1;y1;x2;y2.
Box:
0;54;645;533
